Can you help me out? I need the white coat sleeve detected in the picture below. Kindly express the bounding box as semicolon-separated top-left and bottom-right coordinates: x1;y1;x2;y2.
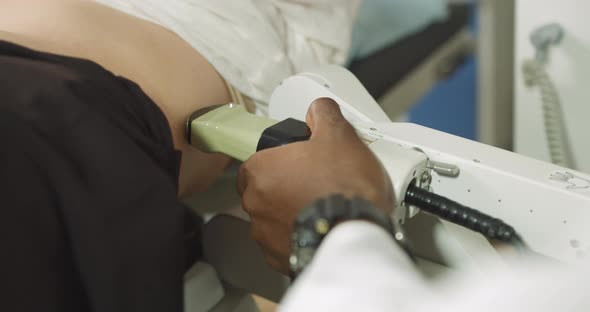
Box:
279;221;590;312
279;221;431;312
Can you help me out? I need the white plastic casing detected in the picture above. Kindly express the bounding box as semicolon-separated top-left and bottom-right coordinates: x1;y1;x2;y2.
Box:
367;137;428;222
269;65;391;123
269;65;590;265
269;65;428;222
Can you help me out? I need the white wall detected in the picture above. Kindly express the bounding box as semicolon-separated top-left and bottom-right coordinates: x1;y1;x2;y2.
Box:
515;0;590;173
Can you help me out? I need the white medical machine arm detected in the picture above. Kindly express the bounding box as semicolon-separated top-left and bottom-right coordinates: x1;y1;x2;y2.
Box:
268;65;590;264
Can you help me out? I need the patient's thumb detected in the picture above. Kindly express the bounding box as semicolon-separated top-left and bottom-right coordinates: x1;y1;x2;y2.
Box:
306;98;354;139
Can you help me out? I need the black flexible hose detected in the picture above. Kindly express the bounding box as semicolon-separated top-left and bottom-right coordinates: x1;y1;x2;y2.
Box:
405;184;527;249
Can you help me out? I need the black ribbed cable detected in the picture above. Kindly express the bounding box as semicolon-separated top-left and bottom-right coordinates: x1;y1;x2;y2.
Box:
405;184;528;250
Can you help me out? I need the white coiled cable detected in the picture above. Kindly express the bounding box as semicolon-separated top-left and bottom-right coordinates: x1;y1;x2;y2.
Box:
522;59;573;168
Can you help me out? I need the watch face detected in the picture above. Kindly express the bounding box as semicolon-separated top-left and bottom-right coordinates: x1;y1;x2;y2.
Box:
297;228;319;248
290;227;322;275
290;194;401;277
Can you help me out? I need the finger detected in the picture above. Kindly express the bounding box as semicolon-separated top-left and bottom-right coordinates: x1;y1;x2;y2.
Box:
237;163;250;196
305;97;355;139
237;151;268;196
240;184;256;215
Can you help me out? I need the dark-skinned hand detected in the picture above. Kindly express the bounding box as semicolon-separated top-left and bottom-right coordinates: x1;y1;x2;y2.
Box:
237;98;394;274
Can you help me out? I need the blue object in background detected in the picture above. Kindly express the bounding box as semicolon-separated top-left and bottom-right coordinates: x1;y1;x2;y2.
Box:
408;57;477;140
408;4;478;140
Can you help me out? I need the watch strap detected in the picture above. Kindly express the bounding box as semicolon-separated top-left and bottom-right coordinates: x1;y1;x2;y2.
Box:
290;194;412;278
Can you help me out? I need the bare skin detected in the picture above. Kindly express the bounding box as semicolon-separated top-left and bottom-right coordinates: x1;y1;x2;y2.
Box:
0;0;232;196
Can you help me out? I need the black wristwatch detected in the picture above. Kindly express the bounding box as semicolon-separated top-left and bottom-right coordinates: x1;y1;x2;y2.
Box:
289;194;413;278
